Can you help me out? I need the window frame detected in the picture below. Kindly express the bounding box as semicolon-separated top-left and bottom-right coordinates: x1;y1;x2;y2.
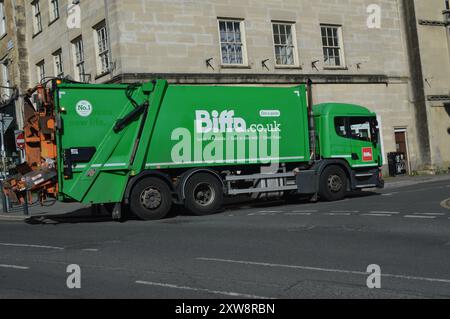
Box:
271;22;299;68
36;60;45;83
0;1;6;38
48;0;60;23
32;0;43;35
72;37;87;82
1;62;10;99
334;117;348;138
320;24;346;68
93;22;110;76
52;49;63;77
217;18;248;67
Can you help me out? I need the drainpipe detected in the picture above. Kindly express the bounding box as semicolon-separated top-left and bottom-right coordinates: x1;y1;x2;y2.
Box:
307;78;316;164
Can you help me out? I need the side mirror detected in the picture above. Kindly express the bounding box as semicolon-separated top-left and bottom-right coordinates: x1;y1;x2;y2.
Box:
370;119;379;144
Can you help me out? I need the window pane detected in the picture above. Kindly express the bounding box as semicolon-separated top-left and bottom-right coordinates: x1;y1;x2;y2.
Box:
236;45;243;64
286;46;294;65
349;117;372;141
335;117;347;137
221;44;228;63
274;34;281;45
273;24;279;35
226;22;233;33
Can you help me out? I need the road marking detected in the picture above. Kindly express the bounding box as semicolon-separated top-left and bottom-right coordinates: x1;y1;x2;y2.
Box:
292;210;318;213
368;211;400;215
0;243;65;250
82;248;99;252
331;210;359;213
197;257;450;284
284;213;312;216
361;213;392;217
382;193;398;196
135;281;271;299
258;210;283;213
404;215;436;219
0;264;29;270
249;212;276;216
413;213;445;216
324;213;351;216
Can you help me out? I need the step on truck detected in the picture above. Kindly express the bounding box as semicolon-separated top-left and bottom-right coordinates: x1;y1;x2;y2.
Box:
3;79;384;220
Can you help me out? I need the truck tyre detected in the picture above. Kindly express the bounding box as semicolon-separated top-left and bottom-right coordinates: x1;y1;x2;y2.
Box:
319;166;347;201
184;173;223;216
130;177;172;220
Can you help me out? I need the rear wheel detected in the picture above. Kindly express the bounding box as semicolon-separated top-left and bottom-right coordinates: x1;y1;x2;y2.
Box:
184;173;223;216
130;177;172;220
319;166;347;201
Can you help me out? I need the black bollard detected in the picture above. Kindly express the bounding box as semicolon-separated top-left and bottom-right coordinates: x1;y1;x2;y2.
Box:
23;191;29;216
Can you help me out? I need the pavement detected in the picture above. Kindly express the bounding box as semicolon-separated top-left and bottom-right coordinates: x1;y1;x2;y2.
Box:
0;173;449;298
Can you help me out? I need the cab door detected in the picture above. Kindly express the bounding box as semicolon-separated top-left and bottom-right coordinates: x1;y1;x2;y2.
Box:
348;117;379;168
330;116;353;164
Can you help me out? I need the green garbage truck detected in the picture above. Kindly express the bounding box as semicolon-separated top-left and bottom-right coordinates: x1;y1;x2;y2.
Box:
4;79;384;220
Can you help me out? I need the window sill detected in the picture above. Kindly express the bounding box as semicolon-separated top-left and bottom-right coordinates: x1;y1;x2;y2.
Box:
95;71;111;80
32;30;42;39
220;65;251;69
323;66;348;71
274;65;302;70
48;17;60;27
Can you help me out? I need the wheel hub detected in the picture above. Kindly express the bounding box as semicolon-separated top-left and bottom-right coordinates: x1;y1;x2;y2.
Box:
193;183;215;207
140;187;162;209
328;175;343;192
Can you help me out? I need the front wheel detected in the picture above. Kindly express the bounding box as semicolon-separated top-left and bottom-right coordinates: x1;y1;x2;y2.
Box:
130;177;173;220
319;166;347;201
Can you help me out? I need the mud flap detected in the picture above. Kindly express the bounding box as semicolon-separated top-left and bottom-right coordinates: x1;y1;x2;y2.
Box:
296;170;317;194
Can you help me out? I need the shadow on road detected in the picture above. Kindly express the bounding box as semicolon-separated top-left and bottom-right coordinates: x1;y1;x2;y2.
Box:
24;191;381;225
24;207;118;225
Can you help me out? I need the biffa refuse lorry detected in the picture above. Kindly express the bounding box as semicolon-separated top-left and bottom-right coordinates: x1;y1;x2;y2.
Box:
3;79;384;220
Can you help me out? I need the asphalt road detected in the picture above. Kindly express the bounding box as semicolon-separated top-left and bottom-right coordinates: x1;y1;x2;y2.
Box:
0;178;449;299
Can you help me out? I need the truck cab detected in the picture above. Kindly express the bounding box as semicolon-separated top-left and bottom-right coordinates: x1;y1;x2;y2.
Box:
313;103;384;193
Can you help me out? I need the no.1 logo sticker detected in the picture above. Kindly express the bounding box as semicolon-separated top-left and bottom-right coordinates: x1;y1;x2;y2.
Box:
76;100;93;117
362;147;373;162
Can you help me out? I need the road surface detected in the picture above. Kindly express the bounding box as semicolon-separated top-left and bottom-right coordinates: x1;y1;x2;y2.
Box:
0;178;449;298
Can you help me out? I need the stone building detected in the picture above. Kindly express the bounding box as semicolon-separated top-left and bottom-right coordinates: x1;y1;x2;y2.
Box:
15;0;450;172
0;0;29;163
402;0;450;172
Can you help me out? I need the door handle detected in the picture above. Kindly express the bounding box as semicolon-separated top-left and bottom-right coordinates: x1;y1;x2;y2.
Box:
352;153;359;160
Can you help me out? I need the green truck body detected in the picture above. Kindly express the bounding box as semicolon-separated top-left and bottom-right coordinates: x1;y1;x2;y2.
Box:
44;79;383;219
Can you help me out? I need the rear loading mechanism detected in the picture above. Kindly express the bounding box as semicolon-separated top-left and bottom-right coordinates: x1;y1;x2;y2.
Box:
3;79;383;219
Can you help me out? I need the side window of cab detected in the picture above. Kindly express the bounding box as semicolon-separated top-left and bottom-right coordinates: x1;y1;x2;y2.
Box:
334;117;347;138
334;116;374;142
